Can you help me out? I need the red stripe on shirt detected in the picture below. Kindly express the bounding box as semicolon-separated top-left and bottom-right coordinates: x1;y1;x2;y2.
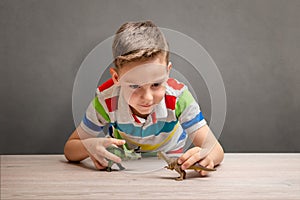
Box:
167;78;184;90
132;114;141;123
98;79;114;92
165;95;176;110
105;96;118;112
167;148;183;154
151;112;157;124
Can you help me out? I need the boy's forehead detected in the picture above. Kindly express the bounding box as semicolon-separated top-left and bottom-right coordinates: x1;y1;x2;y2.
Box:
119;63;168;85
119;54;167;74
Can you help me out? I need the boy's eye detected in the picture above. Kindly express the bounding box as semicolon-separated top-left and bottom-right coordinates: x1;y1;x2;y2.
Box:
152;83;162;88
129;85;140;89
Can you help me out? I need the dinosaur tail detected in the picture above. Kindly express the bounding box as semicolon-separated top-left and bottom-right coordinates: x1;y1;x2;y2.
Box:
157;151;172;165
188;163;216;171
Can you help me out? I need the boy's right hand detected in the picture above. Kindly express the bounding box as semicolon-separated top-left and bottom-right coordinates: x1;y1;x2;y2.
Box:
81;138;126;170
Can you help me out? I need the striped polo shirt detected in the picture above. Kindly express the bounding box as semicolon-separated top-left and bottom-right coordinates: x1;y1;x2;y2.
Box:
80;78;207;153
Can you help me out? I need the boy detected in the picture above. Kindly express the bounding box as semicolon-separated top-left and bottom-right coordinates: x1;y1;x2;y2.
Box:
64;21;224;176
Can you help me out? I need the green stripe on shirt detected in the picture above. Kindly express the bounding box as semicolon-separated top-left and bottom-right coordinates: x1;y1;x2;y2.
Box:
175;89;195;118
92;97;110;122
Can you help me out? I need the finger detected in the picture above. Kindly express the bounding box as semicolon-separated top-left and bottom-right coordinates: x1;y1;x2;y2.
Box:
98;157;109;167
198;157;210;168
181;154;201;170
95;146;122;163
104;138;126;147
180;148;202;170
95;144;122;163
200;162;214;176
198;159;214;176
94;154;109;167
90;155;106;170
178;147;201;165
111;138;126;146
103;149;122;163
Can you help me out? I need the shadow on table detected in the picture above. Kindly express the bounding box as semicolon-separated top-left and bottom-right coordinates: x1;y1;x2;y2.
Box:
59;157;99;171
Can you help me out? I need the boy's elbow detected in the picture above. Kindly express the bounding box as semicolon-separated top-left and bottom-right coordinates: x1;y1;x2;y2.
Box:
63;140;87;162
64;143;76;162
216;142;224;165
64;144;72;161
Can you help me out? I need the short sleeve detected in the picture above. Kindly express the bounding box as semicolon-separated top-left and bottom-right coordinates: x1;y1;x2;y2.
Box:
176;89;207;135
80;96;111;136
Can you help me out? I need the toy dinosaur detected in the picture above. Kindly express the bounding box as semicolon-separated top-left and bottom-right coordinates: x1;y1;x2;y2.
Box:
157;151;216;181
105;144;141;171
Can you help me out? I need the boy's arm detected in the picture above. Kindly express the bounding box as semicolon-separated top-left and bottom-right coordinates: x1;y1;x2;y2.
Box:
178;125;224;176
191;124;224;166
64;126;91;162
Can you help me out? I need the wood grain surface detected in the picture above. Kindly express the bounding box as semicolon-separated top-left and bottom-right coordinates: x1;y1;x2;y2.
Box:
1;154;299;200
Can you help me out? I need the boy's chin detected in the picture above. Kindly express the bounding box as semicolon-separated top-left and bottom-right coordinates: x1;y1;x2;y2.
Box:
135;110;151;116
131;106;153;118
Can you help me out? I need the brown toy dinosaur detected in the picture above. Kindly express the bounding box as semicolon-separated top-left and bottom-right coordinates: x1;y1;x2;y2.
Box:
157;151;216;181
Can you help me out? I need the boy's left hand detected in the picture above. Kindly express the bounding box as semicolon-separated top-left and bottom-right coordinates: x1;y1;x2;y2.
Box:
177;147;215;176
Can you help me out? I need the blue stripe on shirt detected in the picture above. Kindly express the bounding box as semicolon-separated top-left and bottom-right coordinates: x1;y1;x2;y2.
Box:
83;114;104;132
115;120;178;137
181;112;204;130
177;130;187;143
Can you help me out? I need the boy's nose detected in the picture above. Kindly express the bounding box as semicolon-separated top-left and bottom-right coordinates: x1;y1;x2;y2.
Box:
141;88;153;101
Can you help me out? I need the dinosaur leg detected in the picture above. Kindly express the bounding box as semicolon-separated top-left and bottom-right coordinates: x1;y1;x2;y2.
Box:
106;161;113;172
175;168;186;181
116;163;125;170
175;175;184;181
175;166;185;181
182;170;186;179
106;167;112;172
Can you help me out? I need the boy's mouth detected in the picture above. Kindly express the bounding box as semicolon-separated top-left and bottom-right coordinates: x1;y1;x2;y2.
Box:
140;104;153;108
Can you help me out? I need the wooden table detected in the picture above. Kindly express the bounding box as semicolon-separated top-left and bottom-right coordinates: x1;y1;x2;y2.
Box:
1;154;300;199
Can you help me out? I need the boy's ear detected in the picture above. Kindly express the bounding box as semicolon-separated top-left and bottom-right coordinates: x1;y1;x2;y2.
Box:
167;62;172;73
110;68;120;85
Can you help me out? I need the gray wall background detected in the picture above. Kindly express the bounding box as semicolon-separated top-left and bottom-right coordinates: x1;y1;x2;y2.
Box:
1;0;299;154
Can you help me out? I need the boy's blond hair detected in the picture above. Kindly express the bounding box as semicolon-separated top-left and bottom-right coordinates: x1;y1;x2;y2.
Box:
112;21;169;69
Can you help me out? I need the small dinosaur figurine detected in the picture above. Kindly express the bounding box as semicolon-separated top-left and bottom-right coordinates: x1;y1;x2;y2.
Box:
105;144;142;172
157;151;216;181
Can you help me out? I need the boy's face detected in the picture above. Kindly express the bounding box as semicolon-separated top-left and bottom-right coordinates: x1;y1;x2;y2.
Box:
110;55;171;118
